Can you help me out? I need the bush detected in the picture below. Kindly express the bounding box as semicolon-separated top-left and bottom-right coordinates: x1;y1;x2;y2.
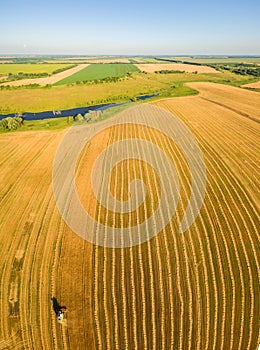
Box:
0;117;23;131
6;72;49;82
52;65;76;74
155;70;185;74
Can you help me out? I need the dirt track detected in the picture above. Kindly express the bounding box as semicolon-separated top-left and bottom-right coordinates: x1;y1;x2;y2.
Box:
1;64;89;87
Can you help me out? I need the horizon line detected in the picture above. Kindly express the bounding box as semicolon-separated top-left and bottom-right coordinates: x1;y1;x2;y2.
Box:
0;54;260;57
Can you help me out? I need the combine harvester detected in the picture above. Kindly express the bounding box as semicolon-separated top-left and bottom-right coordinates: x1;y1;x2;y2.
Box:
51;297;67;324
55;306;67;324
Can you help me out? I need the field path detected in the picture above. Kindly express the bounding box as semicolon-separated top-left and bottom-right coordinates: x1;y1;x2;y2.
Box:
1;64;89;87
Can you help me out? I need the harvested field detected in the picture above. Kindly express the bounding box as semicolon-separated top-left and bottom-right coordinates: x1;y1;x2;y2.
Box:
0;84;259;349
1;64;89;87
242;80;260;89
135;63;219;73
0;129;95;349
186;82;260;121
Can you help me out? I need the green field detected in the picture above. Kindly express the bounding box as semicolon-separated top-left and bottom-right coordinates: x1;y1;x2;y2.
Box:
55;63;140;85
0;63;74;75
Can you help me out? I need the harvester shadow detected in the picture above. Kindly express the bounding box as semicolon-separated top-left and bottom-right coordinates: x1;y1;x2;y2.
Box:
51;297;67;315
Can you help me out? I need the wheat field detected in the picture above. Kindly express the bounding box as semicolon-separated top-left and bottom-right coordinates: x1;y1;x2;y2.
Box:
0;83;259;349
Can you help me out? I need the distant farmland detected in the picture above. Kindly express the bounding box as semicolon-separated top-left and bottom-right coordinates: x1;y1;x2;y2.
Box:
0;63;73;75
158;56;260;65
0;70;256;114
55;64;140;85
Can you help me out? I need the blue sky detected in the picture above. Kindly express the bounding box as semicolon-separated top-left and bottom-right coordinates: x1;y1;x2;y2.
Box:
1;0;259;55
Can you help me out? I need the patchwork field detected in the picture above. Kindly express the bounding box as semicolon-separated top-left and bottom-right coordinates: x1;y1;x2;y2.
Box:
0;83;259;349
1;64;89;87
0;69;256;115
45;57;161;64
136;63;219;73
55;64;140;85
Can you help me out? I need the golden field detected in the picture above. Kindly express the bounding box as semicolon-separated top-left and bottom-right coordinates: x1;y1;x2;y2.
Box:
0;83;259;349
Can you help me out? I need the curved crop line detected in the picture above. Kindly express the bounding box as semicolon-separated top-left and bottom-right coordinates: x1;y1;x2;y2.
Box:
160;99;258;349
143;124;168;349
166;112;212;350
134;161;148;349
118;127;130;349
186;102;258;349
207;148;256;350
152;105;203;349
148;108;194;349
52;104;207;247
92;131;115;349
149;106;205;349
125;126;139;350
101;131;114;350
0;134;59;350
110;136;120;350
157;100;229;348
198;111;259;349
133;127;157;349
